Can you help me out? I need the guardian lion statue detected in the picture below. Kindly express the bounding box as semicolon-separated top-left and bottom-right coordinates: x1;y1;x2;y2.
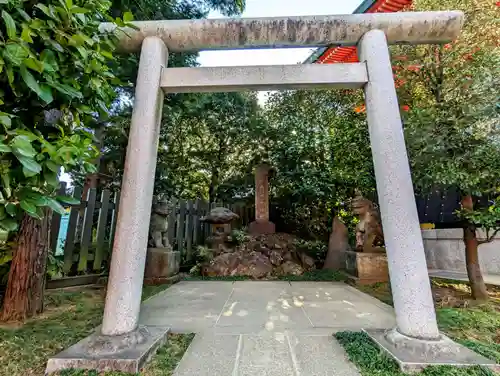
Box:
149;197;174;249
351;190;385;252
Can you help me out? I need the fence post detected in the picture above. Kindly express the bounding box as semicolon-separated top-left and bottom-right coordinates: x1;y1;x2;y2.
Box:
77;188;97;272
93;189;111;272
185;200;195;262
63;187;83;274
176;199;187;256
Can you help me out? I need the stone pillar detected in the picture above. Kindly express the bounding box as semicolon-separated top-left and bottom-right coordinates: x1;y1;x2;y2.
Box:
101;37;168;336
249;163;275;235
358;30;439;340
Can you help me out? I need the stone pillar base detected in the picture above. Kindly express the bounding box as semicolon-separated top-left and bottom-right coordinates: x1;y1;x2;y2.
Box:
344;250;389;285
144;248;180;279
364;328;499;373
46;325;170;374
248;220;275;235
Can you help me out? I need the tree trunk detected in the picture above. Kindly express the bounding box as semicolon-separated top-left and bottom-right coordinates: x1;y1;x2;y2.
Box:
461;195;488;301
1;211;50;321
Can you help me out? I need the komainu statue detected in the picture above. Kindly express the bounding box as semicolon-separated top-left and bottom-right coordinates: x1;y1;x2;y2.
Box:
149;197;173;249
351;190;385;252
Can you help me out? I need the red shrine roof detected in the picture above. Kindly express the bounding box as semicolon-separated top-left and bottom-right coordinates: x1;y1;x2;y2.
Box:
306;0;413;64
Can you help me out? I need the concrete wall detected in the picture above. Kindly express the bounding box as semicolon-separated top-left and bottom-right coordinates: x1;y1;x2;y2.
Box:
422;229;500;275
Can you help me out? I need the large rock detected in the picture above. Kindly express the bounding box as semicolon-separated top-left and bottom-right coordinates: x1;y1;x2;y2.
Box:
200;233;316;279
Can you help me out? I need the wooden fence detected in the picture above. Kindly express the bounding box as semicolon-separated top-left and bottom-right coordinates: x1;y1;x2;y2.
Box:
50;186;254;276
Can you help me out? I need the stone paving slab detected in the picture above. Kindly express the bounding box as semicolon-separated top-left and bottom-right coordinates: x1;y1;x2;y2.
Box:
173;333;240;376
173;332;361;376
139;281;394;375
288;333;361;376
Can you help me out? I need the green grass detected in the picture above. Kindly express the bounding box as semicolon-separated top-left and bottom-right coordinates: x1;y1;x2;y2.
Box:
350;279;500;372
183;269;347;282
0;283;176;376
335;331;496;376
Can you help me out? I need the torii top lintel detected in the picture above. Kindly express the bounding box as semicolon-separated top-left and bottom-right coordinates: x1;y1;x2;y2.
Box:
100;11;464;53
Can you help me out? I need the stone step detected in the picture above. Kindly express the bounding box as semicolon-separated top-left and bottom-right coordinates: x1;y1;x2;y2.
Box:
173;332;360;376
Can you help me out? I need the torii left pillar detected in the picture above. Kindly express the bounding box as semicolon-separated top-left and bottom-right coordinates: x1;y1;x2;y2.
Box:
46;36;171;374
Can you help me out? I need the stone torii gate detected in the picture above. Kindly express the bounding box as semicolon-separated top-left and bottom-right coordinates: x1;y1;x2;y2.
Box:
47;10;495;374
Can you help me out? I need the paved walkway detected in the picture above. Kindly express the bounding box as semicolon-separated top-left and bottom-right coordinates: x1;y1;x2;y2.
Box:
140;281;396;375
429;269;500;286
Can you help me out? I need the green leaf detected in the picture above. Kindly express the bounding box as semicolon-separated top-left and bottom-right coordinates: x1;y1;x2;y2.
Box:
21;26;34;43
123;11;134;23
65;0;73;9
10;135;37;158
46;197;65;215
0;219;18;232
17;155;42;175
2;11;17;39
0;112;12;128
100;50;113;60
0;143;11;152
45;160;60;172
48;81;83;99
20;65;47;102
40;49;58;72
20;200;37;216
39;84;54;104
4;43;29;66
17;8;32;21
24;57;44;73
1;173;10;192
56;195;80;205
71;6;90;14
5;203;17;216
35;4;57;20
44;170;58;187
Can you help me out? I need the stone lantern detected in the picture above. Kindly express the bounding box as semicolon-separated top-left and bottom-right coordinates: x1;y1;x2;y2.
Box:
201;207;239;252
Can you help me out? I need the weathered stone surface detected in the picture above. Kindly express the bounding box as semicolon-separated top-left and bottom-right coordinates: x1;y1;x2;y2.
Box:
324;216;350;270
200;233;315;279
101;37;169;337
144;248;180;279
248;219;276;235
46;326;169;374
149;197;174;249
365;328;499;373
101;12;465;53
351;191;384;252
201;207;239;224
359;29;440;340
277;261;304;276
344;250;389;285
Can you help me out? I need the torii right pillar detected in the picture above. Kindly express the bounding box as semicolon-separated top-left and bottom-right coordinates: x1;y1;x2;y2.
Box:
358;29;496;373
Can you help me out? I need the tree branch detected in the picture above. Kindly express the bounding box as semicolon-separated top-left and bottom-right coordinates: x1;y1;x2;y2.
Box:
478;227;500;245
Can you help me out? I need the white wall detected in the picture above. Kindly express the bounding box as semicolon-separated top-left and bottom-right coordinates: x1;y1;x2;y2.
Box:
422;229;500;275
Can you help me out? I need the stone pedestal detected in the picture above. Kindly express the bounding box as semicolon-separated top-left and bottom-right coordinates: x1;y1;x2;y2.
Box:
144;248;180;279
249;163;275;235
249;219;276;235
365;328;499;373
46;326;170;374
344;250;389;285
